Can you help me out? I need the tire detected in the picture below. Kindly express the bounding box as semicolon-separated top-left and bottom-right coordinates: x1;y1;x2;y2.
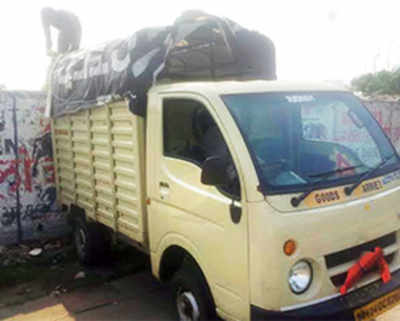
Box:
172;259;216;321
73;217;110;265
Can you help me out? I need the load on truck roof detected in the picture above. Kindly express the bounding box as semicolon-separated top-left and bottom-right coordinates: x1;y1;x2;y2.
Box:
47;11;276;118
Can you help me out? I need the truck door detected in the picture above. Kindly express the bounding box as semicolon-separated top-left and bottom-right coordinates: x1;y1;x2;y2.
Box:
147;94;250;320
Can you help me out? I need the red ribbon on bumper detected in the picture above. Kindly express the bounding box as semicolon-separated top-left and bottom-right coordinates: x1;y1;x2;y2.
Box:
340;247;391;295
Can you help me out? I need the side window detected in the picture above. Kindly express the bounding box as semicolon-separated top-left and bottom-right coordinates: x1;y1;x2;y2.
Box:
163;99;206;164
163;98;241;198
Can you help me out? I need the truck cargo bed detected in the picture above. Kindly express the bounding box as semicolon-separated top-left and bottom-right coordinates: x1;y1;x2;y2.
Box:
52;101;147;244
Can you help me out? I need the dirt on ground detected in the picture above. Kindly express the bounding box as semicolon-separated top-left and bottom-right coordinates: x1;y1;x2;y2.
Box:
0;237;148;309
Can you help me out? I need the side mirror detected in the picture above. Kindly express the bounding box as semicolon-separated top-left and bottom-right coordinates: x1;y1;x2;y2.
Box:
201;156;229;186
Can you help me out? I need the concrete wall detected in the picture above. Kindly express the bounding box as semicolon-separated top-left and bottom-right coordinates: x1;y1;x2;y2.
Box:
0;91;67;245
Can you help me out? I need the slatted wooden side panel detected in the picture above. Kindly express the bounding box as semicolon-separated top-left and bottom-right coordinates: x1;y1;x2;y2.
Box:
92;106;115;229
111;103;146;242
52;101;146;243
72;110;96;218
52;116;76;206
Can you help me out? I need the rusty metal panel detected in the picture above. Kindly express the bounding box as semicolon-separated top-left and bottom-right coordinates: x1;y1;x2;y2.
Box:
53;100;146;244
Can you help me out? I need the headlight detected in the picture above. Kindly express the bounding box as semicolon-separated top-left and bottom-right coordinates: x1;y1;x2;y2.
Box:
288;260;313;294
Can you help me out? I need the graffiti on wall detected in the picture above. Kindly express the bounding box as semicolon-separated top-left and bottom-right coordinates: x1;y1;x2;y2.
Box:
364;100;400;153
0;92;60;243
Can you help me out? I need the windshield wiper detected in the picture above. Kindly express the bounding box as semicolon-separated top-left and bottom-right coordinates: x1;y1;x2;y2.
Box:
344;154;397;196
308;165;362;178
291;166;361;207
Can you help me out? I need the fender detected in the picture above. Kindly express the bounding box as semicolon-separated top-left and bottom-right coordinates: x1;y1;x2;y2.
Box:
152;232;204;276
151;232;215;293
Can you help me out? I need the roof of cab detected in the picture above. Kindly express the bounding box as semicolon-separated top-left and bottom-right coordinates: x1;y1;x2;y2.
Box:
150;79;349;96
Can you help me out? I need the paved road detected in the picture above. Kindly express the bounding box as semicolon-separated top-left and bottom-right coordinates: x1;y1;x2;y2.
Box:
1;270;400;321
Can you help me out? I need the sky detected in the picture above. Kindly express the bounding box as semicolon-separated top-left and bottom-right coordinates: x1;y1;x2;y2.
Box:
0;0;400;90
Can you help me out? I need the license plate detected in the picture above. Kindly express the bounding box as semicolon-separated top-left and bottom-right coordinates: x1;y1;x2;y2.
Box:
353;287;400;321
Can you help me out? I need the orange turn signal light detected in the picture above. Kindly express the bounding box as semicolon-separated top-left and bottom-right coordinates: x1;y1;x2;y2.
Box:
283;239;297;256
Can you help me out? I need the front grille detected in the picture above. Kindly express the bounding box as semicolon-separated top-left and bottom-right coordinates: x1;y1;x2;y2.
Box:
330;253;396;287
324;232;397;287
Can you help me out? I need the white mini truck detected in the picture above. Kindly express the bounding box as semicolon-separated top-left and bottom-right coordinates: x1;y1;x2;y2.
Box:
51;80;400;321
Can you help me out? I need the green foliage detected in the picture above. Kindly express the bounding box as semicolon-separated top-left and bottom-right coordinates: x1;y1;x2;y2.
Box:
351;69;400;96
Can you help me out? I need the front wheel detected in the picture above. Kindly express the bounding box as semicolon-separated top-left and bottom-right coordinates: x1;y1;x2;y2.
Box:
172;260;215;321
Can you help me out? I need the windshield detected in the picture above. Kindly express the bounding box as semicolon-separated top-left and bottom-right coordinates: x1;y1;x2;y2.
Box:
223;92;399;194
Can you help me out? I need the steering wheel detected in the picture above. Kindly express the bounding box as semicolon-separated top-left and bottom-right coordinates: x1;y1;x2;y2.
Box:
257;156;288;172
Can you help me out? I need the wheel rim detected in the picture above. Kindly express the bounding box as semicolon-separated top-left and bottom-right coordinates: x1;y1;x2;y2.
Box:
176;290;200;321
75;226;87;258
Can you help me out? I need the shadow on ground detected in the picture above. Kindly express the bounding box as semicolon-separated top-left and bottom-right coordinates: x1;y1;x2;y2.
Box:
0;272;176;321
0;241;176;321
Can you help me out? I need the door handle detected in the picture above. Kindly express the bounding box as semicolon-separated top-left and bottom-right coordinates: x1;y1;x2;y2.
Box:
159;181;170;199
160;182;170;188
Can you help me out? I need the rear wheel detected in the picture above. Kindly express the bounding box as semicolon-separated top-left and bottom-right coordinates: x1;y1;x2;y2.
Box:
172;260;215;321
73;217;110;265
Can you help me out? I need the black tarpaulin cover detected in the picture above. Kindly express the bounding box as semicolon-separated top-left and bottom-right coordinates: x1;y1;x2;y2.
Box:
48;11;276;118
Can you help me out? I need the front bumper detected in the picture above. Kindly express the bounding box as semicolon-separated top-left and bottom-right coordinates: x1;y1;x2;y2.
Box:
251;268;400;321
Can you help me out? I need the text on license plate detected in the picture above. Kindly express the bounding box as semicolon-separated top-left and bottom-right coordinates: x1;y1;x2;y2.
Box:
354;287;400;321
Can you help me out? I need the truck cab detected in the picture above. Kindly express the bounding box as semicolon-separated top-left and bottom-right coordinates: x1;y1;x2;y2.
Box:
145;80;400;321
